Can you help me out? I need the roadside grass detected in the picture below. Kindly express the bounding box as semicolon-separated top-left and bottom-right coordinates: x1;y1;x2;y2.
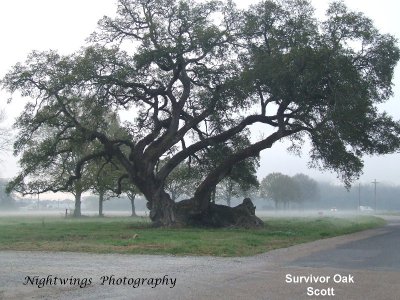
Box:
379;211;400;216
0;215;385;257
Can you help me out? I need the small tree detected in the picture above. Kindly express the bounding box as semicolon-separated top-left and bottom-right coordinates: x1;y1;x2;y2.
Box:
88;160;120;217
126;186;141;217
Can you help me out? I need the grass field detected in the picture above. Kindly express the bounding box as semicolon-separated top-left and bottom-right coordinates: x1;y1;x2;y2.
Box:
0;215;385;257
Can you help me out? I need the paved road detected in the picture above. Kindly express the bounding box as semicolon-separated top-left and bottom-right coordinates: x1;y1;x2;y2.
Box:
289;216;400;272
0;216;399;300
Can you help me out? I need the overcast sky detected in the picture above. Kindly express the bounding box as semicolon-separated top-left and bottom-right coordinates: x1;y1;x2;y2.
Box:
0;0;399;188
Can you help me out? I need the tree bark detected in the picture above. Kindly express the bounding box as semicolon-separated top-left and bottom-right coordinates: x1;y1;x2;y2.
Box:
135;150;266;227
137;172;264;227
211;187;216;203
193;131;284;212
144;183;263;228
136;177;264;227
98;191;104;217
174;197;263;228
128;193;137;217
73;190;82;217
146;189;177;226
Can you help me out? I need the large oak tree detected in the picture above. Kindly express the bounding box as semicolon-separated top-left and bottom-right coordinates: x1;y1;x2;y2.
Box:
1;0;399;227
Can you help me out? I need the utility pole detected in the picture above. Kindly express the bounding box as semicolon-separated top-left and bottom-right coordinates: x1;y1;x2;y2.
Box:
372;179;379;211
358;183;361;212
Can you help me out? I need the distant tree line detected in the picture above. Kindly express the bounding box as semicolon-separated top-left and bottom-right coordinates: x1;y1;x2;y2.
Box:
256;173;400;211
312;181;400;211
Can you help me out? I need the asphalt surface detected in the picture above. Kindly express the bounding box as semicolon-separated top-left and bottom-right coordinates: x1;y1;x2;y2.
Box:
289;216;400;272
0;216;399;300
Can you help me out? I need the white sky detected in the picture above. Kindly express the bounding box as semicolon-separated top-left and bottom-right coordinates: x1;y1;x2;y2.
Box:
0;0;399;189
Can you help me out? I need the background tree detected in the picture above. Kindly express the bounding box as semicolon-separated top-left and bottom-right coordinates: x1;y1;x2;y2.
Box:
126;185;141;217
216;178;240;207
86;113;130;216
164;161;201;201
292;173;319;204
260;173;319;209
216;158;259;207
2;0;399;227
88;159;121;217
0;179;15;210
6;126;92;217
260;173;300;209
70;178;89;217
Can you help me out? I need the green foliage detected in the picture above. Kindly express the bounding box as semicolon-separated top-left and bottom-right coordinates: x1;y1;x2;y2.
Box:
244;0;400;186
292;173;319;202
164;161;201;201
260;173;319;208
260;173;299;208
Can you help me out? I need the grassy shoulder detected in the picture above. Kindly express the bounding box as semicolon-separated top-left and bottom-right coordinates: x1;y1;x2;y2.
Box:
0;215;385;257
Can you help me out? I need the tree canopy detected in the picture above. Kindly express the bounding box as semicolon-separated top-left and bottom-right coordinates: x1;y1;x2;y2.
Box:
292;173;319;203
260;172;319;208
260;172;299;208
1;0;399;227
0;110;11;158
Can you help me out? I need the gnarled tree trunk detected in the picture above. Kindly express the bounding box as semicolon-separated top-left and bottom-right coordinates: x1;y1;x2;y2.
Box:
147;191;263;228
146;189;177;227
174;197;263;228
136;141;269;228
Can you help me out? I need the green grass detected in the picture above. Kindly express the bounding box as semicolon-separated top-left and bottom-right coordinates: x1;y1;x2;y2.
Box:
0;215;385;257
379;211;400;216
